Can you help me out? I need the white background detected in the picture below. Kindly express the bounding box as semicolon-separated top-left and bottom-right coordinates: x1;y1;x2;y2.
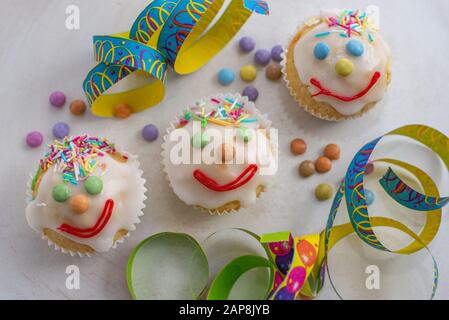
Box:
1;0;448;299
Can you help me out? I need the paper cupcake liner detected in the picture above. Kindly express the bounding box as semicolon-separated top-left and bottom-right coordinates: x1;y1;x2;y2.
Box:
281;17;384;122
26;152;147;258
161;93;271;215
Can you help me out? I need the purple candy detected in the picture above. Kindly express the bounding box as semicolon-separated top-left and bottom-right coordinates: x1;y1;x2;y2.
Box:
52;122;70;139
142;124;159;142
254;49;271;66
271;45;284;62
239;36;256;53
26;131;43;148
242;85;259;102
49;91;66;108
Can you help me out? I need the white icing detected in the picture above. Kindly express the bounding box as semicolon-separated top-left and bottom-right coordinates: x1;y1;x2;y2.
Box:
293;12;391;116
163;95;277;211
26;153;145;253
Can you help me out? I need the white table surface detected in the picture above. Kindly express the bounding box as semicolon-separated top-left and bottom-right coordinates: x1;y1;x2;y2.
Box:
1;0;448;300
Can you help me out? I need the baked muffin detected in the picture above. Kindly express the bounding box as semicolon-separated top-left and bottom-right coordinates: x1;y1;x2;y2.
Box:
26;135;146;256
283;9;391;120
162;94;277;214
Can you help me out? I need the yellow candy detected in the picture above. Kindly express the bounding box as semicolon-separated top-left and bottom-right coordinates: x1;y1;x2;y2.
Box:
240;65;257;82
335;58;353;77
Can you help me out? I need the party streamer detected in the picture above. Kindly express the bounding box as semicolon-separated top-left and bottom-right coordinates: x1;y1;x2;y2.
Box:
83;0;269;117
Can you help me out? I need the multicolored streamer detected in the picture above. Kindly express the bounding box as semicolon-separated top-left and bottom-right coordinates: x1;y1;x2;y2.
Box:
83;0;269;117
127;125;448;300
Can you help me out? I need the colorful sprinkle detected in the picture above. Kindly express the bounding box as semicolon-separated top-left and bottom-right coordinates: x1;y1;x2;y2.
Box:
39;135;115;185
177;96;258;129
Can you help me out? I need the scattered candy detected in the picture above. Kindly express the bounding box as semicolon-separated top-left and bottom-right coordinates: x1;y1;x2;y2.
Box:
49;91;66;108
70;100;87;116
365;189;375;206
52;122;70;139
26;131;44;148
242;85;259;102
314;42;330;60
365;162;374;175
217;68;235;86
323;143;341;160
335;58;353;77
315;183;333;201
70;194;90;214
290;139;307;155
315;156;332;173
254;49;271;66
240;65;257;82
266;63;282;81
299;160;315;178
239;36;256;53
114;103;132;119
142;124;159;142
271;45;284;62
84;176;103;195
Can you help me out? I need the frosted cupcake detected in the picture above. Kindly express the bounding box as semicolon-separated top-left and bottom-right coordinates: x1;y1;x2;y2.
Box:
26;135;146;256
284;9;391;120
162;94;277;214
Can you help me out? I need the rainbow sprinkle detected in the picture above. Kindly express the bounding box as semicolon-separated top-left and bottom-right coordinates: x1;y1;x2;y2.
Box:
315;10;378;42
40;135;115;185
177;97;258;129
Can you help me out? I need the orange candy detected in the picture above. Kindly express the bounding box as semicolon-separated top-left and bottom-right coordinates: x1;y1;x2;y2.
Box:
315;156;332;173
69;194;90;214
114;103;133;119
324;143;341;160
70;100;87;116
290;138;307;155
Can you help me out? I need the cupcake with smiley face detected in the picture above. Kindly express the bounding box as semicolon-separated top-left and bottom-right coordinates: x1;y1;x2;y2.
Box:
284;9;391;120
162;94;278;215
26;135;146;256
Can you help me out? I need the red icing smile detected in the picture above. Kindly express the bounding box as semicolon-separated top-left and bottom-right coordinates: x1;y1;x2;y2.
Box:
193;164;258;192
57;199;114;238
310;71;381;102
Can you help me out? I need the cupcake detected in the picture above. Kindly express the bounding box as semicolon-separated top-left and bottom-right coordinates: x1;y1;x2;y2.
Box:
283;9;391;120
26;135;146;256
162;94;277;214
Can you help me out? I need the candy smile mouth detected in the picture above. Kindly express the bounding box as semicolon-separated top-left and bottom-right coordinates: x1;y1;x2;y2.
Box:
193;164;258;192
57;199;114;238
310;71;381;102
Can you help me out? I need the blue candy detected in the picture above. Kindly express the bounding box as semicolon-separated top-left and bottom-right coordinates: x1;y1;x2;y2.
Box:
365;189;375;206
313;42;330;60
347;39;364;57
217;68;235;86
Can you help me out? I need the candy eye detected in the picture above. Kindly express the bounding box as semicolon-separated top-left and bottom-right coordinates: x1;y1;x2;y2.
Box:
346;40;364;57
85;176;103;195
52;183;70;202
237;127;253;143
313;42;330;60
191;132;210;149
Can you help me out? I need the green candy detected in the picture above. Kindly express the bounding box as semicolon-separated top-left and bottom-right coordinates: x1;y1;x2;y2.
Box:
191;132;210;149
315;183;333;201
85;176;103;195
52;183;70;202
237;127;253;142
